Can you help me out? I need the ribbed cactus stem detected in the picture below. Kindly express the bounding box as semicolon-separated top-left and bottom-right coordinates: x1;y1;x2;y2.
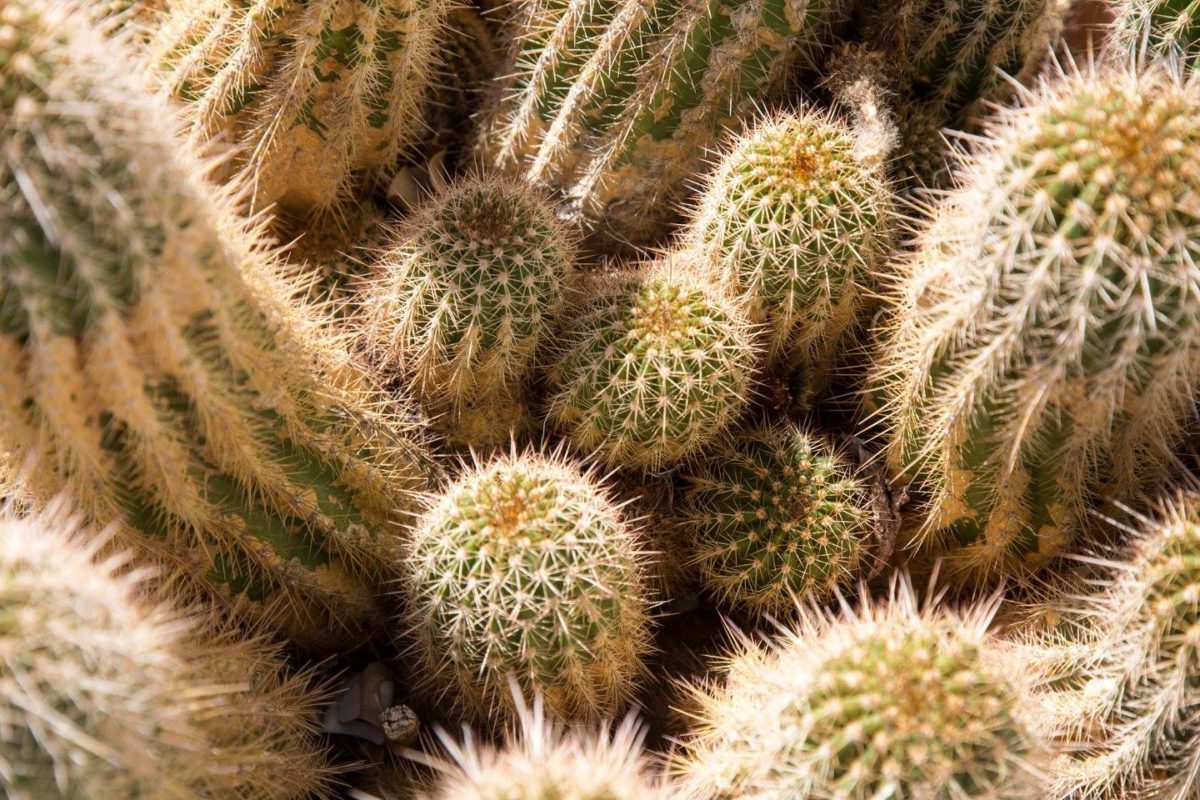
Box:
686;109;894;387
151;0;449;220
1118;0;1200;64
360;174;575;414
673;577;1046;799
871;61;1200;581
0;499;335;800
476;0;846;247
547;253;759;470
682;424;870;614
402;451;653;724
0;0;438;650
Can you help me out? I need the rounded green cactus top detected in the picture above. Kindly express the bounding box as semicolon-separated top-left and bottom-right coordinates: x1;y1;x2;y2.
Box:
674;579;1044;799
402;450;653;724
689;110;893;361
547;255;759;470
362;175;575;411
418;694;680;799
682;423;870;615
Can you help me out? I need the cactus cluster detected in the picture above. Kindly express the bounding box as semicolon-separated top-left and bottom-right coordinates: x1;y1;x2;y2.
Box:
0;500;334;800
0;0;438;650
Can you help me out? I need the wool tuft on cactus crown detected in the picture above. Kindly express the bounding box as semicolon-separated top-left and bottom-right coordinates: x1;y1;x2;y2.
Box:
400;449;654;725
0;0;439;651
0;498;336;800
871;59;1200;582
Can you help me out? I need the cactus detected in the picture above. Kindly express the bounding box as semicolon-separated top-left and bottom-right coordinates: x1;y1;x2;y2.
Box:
681;423;870;615
672;576;1045;799
547;254;759;470
401;450;653;724
360;174;576;414
0;0;439;651
1118;0;1200;65
685;109;894;387
0;499;335;800
415;691;680;800
474;0;846;248
150;0;449;221
1013;496;1200;799
871;61;1200;582
423;4;503;165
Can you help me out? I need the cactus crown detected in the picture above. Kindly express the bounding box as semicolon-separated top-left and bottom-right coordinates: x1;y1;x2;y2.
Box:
689;109;893;362
674;578;1044;799
416;692;679;800
873;61;1200;580
548;254;759;469
402;450;653;724
683;423;870;614
362;174;575;411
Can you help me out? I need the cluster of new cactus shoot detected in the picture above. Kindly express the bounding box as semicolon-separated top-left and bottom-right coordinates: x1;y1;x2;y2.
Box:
6;0;1200;795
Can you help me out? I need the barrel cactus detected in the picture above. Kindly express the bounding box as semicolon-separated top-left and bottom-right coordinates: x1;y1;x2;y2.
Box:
401;450;653;724
871;61;1200;581
682;423;870;615
547;254;759;470
0;499;335;800
151;0;449;221
673;577;1046;799
474;0;847;248
0;0;438;651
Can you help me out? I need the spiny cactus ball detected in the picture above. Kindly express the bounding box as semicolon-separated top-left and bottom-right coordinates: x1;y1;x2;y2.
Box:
689;110;893;364
362;175;575;412
874;61;1200;581
674;579;1044;799
0;500;334;800
682;424;870;615
417;694;680;800
547;255;759;470
402;450;653;724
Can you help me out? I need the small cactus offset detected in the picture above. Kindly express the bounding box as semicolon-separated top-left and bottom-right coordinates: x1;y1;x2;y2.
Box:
151;0;449;221
1017;497;1200;799
401;450;653;724
415;692;681;799
0;0;438;651
871;61;1200;581
475;0;847;247
0;500;335;800
360;174;576;415
682;423;870;615
547;254;759;470
672;577;1046;799
1117;0;1200;65
686;108;894;388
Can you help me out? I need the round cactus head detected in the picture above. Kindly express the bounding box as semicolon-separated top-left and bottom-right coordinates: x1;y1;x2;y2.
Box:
363;174;575;412
416;692;680;800
674;578;1045;799
690;109;893;363
682;423;871;615
547;254;759;470
402;450;653;724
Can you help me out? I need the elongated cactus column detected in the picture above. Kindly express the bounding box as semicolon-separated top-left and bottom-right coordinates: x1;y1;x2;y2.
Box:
152;0;449;220
475;0;846;247
871;62;1200;581
0;0;438;650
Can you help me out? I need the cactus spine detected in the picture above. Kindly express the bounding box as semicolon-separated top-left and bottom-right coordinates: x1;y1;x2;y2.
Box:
0;0;438;650
872;62;1200;581
547;254;759;470
401;451;653;724
360;175;575;415
475;0;846;247
415;693;680;800
682;423;870;614
672;578;1045;799
686;109;894;383
0;499;335;800
1118;0;1200;65
151;0;449;220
